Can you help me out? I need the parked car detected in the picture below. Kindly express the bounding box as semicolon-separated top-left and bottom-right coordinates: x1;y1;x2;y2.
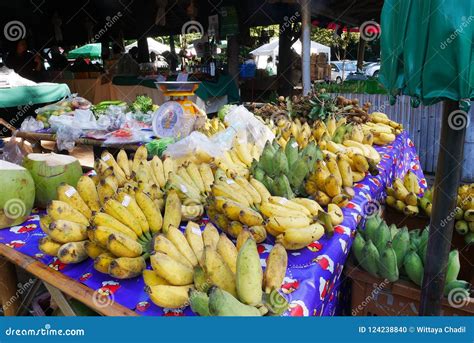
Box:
363;62;380;77
330;61;357;83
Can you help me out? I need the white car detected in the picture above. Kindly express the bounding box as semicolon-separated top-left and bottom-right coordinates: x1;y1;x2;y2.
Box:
364;62;380;77
330;61;357;83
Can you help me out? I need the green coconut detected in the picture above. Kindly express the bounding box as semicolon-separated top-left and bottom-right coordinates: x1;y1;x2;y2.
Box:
23;153;83;208
0;160;35;229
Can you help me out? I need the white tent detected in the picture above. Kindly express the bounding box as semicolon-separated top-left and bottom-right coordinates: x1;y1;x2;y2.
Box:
250;38;331;69
125;37;170;55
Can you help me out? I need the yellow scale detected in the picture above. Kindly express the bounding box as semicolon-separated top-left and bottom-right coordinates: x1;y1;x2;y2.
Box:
153;81;202;138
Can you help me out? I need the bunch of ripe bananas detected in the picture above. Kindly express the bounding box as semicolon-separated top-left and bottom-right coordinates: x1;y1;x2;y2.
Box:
259;196;335;250
386;171;422;216
212;139;261;179
362;112;403;145
206;172;269;242
145;221;289;316
197;117;227;137
452;184;474;244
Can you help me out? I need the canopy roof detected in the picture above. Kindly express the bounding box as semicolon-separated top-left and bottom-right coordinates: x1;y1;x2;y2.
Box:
125;38;170;55
67;43;101;59
250;38;331;58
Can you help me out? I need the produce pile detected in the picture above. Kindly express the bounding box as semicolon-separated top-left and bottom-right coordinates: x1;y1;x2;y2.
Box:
353;215;469;297
35;96;92;128
454;184;474;244
385;170;423;216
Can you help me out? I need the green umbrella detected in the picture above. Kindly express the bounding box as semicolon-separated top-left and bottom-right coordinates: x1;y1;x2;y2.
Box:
380;0;473;315
68;43;102;59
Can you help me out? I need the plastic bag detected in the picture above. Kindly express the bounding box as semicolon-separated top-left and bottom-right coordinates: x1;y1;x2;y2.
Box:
164;131;224;164
102;129;153;145
56;125;82;152
2;131;33;165
20;116;44;132
224;105;274;150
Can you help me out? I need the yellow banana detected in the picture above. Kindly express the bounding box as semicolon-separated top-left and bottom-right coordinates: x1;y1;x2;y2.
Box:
150;252;194;285
203;223;220;250
101;151;127;186
166;226;199;267
143;270;170;287
266;215;312;233
97;178;117;205
185;221;204;266
103;199;143;237
198;163;214;194
204;248;237;296
40;215;52;234
150;156;166;188
109;256;146;279
38;236;61;256
234;176;262;205
234;140;253;167
327;204;344;225
185;162;206;194
236;228;253;251
249;178;271;202
95;158;113;179
263;243;288;293
181;204;204;221
248;225;267;243
134;191;163;234
217;233;238;274
132;145;147;175
84;240;106;259
154;234;192;267
268;196;311;217
48;220;88;243
91;212;137;240
162;190;182;234
57;241;88;264
325;155;342;186
47;200;89;226
94;253;116;274
116;192;150;236
290;198;323;216
324;175;341;198
116;149;131;179
76;176;101;213
336;155;354;187
107;232;143;258
260;201;304;219
146;284;192;309
211;183;251;207
216;178;254;205
163;157;176;182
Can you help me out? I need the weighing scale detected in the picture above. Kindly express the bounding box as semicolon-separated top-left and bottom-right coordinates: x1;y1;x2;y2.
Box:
152;81;203;138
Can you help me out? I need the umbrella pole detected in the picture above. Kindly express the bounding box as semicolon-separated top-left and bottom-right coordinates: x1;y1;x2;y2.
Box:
419;100;467;315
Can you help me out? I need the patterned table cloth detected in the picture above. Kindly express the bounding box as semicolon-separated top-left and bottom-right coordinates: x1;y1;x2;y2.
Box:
0;131;425;316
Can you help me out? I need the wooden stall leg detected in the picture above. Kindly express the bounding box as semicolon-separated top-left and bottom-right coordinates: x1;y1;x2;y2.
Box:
0;257;20;315
44;282;77;316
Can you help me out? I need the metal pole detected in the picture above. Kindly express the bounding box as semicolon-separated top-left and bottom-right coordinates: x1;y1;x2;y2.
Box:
419;100;467;315
300;0;311;95
356;36;367;72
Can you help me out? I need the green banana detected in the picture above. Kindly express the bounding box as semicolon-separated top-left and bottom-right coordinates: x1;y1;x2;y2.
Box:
374;221;390;253
363;214;382;241
445;250;460;284
417;227;429;263
208;287;262;316
259;141;276;176
403;249;424;286
189;289;211;316
236;238;263;306
274;174;294;199
274;147;289;176
194;266;211;293
465;232;474;245
262;175;275;194
285;138;299;168
361;239;379;277
352;233;366;265
389;224;399;239
300;141;319;171
253;167;266;183
378;242;399;282
288;156;311;191
455;220;469;235
392;227;410;268
332;125;347;144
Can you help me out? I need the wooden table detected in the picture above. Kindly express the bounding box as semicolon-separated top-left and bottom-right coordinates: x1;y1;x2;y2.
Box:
0;244;137;316
14;130;140;157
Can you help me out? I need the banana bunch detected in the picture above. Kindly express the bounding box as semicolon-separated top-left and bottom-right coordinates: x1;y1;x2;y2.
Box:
259;196;332;250
198;117;227;137
452;184;474;244
177;230;288;316
251;139;322;198
267;117;313;149
354;216;470;297
38;196;90;265
165;160;215;220
385;171;422;216
212;138;261;179
305;154;359;208
206;173;268;242
360;112;403;146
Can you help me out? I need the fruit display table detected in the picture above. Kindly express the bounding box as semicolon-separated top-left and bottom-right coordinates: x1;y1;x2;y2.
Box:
0;132;425;316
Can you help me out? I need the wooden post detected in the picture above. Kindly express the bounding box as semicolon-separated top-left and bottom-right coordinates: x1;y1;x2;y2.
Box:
227;35;239;87
300;0;311;95
0;257;19;316
419;100;467;315
356;36;367;71
137;37;150;63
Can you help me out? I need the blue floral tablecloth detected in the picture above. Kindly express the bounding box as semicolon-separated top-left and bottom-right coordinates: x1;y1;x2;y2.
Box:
0;131;425;316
